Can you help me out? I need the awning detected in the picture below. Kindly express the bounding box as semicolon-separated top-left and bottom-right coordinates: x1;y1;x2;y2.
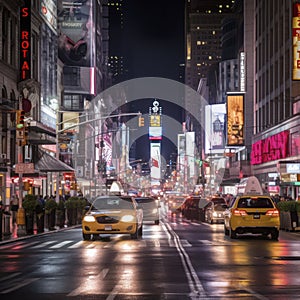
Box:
35;149;74;172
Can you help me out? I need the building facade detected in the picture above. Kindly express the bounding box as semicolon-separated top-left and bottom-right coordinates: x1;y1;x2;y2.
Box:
251;0;300;199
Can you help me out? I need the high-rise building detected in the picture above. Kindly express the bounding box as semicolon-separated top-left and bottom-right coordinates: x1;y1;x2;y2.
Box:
184;0;236;181
185;0;233;92
108;0;128;84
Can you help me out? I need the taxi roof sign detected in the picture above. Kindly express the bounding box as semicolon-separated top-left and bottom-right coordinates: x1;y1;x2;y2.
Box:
237;176;264;195
109;181;124;195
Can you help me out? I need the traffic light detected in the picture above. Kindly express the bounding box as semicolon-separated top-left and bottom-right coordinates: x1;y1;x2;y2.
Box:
97;160;107;177
23;122;29;145
138;116;144;127
16;110;25;130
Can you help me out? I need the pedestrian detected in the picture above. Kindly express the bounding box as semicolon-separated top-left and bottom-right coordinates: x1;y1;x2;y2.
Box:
10;195;19;224
273;194;280;204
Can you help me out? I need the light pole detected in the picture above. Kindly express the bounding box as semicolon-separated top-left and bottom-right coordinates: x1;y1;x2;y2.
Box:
55;111;142;197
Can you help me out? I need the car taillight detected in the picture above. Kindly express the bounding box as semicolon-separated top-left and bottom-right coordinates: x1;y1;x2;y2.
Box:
266;209;279;217
233;209;247;216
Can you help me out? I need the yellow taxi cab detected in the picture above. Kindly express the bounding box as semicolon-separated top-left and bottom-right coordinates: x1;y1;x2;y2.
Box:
223;176;280;240
82;194;143;240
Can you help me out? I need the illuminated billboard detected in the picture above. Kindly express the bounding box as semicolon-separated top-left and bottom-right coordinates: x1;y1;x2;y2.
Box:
205;104;226;154
150;115;161;127
58;0;97;95
226;94;245;146
149;127;162;140
58;0;95;67
150;143;161;182
40;0;57;33
186;132;195;177
293;3;300;80
149;103;162;140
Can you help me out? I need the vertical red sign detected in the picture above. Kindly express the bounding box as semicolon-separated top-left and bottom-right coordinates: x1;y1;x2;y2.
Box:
20;0;31;81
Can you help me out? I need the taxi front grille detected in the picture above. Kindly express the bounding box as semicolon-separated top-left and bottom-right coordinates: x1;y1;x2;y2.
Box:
96;216;119;224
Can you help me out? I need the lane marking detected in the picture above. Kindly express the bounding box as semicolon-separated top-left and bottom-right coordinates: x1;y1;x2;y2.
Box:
0;272;21;283
163;221;207;298
0;278;39;294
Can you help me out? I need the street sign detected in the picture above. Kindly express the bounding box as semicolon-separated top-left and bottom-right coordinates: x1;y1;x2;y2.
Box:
15;163;35;174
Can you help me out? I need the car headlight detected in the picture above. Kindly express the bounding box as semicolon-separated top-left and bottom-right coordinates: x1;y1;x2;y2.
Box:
121;215;135;222
83;215;96;222
212;211;218;217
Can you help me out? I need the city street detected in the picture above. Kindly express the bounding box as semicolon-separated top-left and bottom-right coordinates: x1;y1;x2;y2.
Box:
0;208;300;300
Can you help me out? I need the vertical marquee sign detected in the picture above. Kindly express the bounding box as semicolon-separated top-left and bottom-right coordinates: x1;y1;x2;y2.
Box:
226;94;245;146
293;3;300;80
20;0;31;81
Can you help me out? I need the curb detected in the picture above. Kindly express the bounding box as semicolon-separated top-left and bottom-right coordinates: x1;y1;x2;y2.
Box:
0;225;81;245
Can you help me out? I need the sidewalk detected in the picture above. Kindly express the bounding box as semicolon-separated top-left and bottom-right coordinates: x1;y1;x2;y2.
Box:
0;221;80;245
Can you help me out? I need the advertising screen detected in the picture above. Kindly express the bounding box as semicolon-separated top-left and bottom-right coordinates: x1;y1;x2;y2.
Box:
58;0;95;67
149;127;162;140
226;94;245;146
205;104;226;154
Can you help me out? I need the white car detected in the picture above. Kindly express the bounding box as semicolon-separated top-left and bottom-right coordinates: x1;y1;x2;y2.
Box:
135;197;160;225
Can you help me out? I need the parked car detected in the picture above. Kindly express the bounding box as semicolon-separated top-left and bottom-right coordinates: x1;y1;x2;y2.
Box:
205;197;227;224
223;195;280;240
82;195;143;240
180;196;209;221
135;197;160;225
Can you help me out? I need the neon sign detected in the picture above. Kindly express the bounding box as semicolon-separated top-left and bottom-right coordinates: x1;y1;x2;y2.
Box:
251;130;289;165
20;0;31;80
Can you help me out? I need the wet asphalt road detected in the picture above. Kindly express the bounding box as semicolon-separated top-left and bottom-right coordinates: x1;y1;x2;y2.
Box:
0;210;300;299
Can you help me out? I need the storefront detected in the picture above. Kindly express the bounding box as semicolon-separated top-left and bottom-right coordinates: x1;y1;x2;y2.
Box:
251;115;300;199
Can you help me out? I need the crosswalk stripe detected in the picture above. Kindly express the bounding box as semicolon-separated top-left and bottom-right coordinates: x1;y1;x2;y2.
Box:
68;241;84;248
49;241;73;249
1;238;198;250
32;241;57;248
181;239;192;247
200;240;213;245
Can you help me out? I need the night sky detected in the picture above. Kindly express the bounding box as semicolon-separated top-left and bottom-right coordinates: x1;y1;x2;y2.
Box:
112;0;186;163
123;0;185;81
